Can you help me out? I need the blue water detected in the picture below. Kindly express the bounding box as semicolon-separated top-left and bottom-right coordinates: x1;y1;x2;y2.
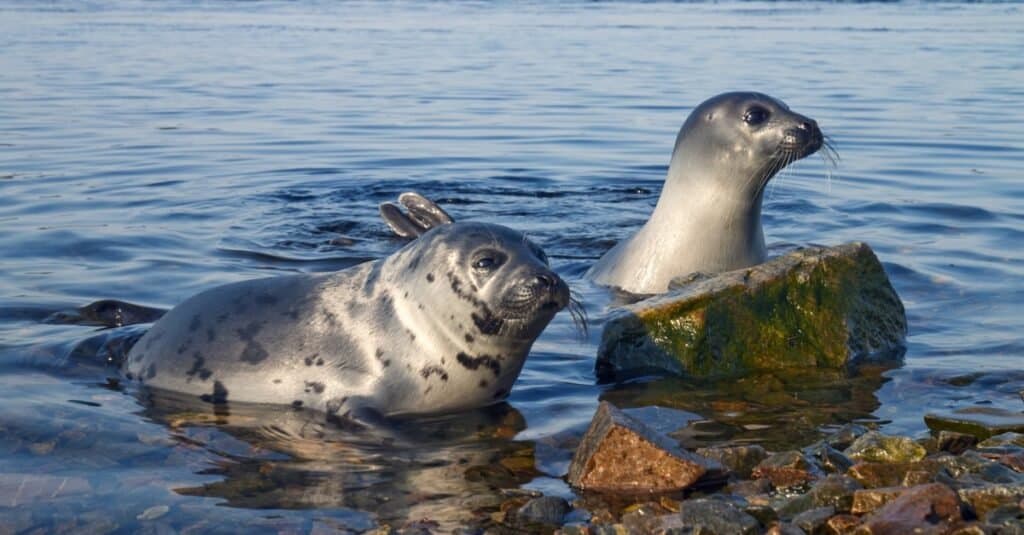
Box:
1;1;1023;531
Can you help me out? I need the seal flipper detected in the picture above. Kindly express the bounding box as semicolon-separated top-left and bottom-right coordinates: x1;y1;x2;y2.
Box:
379;191;455;239
379;202;428;238
398;192;453;229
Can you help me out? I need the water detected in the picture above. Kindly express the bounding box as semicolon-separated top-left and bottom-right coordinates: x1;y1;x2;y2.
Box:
2;0;1023;531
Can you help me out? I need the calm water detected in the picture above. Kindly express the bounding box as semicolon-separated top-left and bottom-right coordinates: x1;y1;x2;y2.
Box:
2;0;1023;531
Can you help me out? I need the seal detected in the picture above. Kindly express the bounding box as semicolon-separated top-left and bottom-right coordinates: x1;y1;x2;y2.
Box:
586;92;825;294
123;221;571;419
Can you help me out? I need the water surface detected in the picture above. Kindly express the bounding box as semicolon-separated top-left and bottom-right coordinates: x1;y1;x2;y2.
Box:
1;1;1023;531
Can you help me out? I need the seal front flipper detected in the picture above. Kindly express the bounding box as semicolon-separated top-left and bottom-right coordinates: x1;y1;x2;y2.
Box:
380;202;427;238
379;191;454;239
398;192;453;229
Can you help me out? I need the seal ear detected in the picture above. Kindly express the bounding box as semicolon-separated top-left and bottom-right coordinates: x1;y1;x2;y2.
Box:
379;191;455;239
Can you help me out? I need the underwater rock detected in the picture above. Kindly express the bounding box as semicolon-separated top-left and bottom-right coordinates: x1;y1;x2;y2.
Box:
674;498;761;535
695;444;768;479
596;242;906;380
924;407;1024;440
791;505;834;534
937;430;980;455
512;496;571;527
752;450;825;490
844;431;927;463
567;402;721;493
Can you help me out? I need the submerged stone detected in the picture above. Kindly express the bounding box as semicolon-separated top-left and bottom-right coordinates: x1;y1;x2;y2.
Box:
512;496;571;527
595;242;907;380
752;451;824;490
924;407;1024;440
695;444;768;479
675;498;761;535
567;402;721;493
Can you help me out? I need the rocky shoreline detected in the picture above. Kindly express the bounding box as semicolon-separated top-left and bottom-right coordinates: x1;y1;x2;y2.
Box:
482;404;1024;534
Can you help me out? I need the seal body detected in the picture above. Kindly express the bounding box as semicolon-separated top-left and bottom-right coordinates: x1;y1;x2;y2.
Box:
587;92;824;294
124;222;569;418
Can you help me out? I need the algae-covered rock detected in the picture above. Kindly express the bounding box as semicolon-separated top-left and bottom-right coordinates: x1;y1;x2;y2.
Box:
844;431;927;463
567;402;721;493
596;242;906;380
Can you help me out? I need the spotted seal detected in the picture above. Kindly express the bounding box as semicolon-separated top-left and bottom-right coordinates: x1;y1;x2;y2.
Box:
124;222;570;418
586;92;826;294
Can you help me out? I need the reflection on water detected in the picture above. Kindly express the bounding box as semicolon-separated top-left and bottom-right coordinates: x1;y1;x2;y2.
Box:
2;0;1023;530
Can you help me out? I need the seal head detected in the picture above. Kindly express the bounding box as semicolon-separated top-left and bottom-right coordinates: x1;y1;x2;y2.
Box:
586;92;824;294
124;222;569;418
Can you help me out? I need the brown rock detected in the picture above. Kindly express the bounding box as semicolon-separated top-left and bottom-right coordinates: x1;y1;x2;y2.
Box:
696;444;768;478
766;523;808;535
825;514;861;535
846;460;945;488
850;487;907;515
957;483;1024;519
937;431;979;455
854;483;962;535
753;451;824;490
567;402;721;492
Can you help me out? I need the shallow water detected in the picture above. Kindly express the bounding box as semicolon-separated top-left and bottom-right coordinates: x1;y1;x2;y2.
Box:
1;0;1023;531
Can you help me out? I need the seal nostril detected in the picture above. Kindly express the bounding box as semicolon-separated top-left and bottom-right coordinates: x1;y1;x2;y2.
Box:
535;273;556;288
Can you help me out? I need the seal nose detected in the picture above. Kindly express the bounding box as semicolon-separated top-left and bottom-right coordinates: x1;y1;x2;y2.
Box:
535;272;557;289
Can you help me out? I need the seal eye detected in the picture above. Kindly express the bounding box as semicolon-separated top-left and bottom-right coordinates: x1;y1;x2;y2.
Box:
472;250;507;271
743;106;770;126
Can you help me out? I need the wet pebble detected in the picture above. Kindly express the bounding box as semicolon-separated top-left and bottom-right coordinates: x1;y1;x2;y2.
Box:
752;451;824;490
791;505;834;535
513;496;571;527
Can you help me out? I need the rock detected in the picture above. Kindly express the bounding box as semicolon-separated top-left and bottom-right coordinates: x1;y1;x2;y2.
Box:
825;514;862;534
595;243;907;380
765;524;807;535
938;431;980;455
935;451;1024;485
925;408;1024;440
979;432;1024;450
567;402;721;493
695;445;768;478
854;483;962;534
993;451;1024;473
957;484;1024;519
825;424;871;451
985;503;1024;531
806;474;863;513
850;487;907;515
753;451;824;490
844;431;927;463
775;475;862;520
847;460;946;488
805;442;854;474
513;496;571;527
727;477;774;497
675;498;761;535
792;506;835;535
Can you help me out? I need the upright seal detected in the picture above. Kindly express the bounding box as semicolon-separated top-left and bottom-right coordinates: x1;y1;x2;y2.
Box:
586;92;824;294
124;222;570;419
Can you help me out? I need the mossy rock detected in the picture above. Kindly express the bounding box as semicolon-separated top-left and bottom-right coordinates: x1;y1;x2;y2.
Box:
596;242;906;380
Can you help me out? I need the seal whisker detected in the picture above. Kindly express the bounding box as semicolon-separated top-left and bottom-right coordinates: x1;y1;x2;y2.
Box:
567;292;589;339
